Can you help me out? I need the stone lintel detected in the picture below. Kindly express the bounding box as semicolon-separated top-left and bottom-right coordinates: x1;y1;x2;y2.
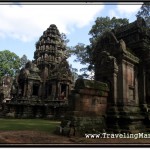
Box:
122;52;139;64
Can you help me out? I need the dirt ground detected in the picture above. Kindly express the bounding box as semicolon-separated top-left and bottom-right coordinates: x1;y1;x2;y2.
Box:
0;131;150;146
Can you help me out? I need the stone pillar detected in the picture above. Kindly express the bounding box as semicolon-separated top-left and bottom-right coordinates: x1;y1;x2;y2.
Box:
112;73;118;105
52;84;56;100
139;65;146;104
108;58;118;105
65;85;69;98
41;82;45;99
27;81;33;98
143;71;147;104
23;83;27;97
134;67;139;105
57;83;61;99
122;60;128;104
38;84;42;97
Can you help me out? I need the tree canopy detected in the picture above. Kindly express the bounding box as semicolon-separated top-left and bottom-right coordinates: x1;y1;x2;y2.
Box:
0;50;21;79
136;2;150;27
89;17;129;46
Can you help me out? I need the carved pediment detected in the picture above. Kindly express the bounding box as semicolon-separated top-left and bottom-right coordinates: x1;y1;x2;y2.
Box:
96;51;118;74
94;31;120;60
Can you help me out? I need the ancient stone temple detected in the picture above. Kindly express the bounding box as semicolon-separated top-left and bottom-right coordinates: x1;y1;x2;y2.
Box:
58;18;150;136
93;17;150;133
0;18;150;135
0;24;73;118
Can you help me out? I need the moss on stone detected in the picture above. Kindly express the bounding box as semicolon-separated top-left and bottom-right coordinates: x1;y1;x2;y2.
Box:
75;78;109;91
75;116;106;135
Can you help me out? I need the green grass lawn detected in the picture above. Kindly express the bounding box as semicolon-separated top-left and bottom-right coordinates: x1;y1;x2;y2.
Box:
0;118;60;133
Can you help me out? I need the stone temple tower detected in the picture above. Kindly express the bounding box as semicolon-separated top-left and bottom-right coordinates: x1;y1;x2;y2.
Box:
34;24;64;78
0;24;73;119
34;24;72;100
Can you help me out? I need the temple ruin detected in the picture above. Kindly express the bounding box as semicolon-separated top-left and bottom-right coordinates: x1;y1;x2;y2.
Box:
93;17;150;133
0;24;73;118
60;17;150;135
0;18;150;134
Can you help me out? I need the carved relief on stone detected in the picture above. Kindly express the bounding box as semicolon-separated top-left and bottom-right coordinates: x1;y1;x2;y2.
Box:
57;57;61;63
49;45;52;51
33;64;39;72
41;38;44;43
52;56;55;61
0;76;13;102
94;31;120;59
55;57;58;63
46;45;49;50
44;53;49;61
27;81;33;98
43;45;45;50
49;55;52;62
37;57;41;64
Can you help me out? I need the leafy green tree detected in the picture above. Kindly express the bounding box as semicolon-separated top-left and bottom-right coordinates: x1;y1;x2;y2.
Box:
70;17;129;78
136;2;150;27
60;33;73;59
61;33;69;46
89;17;129;47
0;50;21;78
70;43;93;78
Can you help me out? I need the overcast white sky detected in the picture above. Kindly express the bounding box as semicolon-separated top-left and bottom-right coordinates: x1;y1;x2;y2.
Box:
0;2;143;74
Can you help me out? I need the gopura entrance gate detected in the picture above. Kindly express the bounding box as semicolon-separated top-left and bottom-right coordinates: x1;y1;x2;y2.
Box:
93;17;150;133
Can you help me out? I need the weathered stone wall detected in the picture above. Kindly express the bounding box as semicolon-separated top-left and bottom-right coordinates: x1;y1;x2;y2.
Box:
69;78;109;116
60;78;109;136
